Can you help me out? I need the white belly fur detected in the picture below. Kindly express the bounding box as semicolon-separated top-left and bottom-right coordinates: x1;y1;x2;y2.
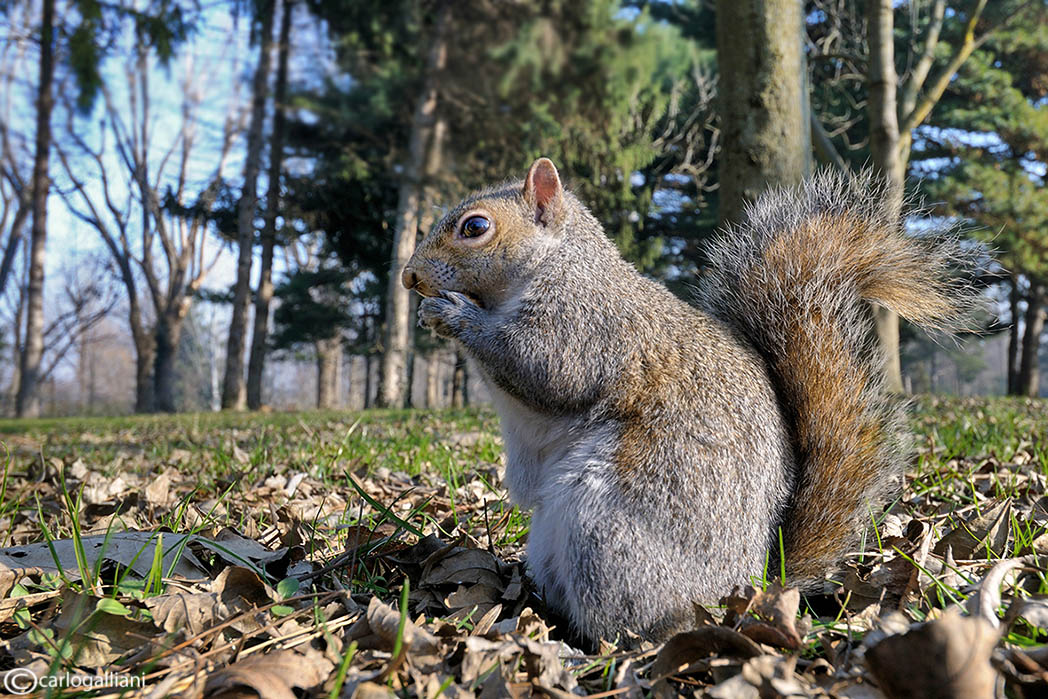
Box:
482;375;619;626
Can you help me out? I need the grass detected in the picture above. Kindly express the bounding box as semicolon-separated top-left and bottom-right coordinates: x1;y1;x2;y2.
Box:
0;395;1047;696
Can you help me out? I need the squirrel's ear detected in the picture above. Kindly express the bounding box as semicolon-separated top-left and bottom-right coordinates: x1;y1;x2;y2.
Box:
523;157;562;225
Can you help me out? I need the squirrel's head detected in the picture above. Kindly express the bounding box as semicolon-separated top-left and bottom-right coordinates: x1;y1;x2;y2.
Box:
402;157;568;309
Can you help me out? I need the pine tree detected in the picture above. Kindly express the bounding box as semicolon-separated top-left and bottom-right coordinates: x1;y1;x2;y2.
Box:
915;7;1048;395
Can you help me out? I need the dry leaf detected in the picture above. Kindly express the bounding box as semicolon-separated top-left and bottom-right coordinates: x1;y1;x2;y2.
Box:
933;500;1012;560
739;584;807;649
346;596;440;654
651;627;764;699
203;647;331;698
0;532;208;579
49;591;160;668
865;608;1000;699
966;556;1029;627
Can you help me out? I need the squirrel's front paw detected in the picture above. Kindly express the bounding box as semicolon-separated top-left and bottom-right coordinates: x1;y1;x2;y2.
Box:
418;291;482;339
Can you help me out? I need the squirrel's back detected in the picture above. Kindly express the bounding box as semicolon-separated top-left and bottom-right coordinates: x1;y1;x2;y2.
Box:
699;169;979;581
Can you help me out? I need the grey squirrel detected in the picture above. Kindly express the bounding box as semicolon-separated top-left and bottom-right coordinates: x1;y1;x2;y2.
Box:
402;158;976;642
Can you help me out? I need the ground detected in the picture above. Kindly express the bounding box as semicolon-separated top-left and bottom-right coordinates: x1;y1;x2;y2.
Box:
0;397;1047;697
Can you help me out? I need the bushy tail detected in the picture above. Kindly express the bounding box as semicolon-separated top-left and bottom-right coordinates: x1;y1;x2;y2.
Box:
700;170;981;580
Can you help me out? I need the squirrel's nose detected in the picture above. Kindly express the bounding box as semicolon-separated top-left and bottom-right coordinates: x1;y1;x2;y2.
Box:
402;265;418;291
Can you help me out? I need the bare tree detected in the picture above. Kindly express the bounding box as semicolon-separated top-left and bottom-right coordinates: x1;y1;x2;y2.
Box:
247;0;294;410
0;146;31;300
15;0;56;418
56;40;240;412
714;0;810;227
2;252;118;415
0;20;33;302
223;0;277;410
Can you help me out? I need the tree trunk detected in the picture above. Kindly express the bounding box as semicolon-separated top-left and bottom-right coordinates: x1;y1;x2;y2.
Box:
87;341;96;412
77;314;89;411
223;0;276;410
714;0;809;228
247;0;293;410
405;341;416;408
1008;279;1021;395
866;0;906;394
347;355;364;409
426;351;440;408
364;352;373;409
7;284;24;414
452;348;467;408
209;309;221;411
316;336;341;409
154;310;186;413
1018;286;1046;398
404;292;422;409
15;0;55;418
377;4;449;408
0;200;29;299
134;336;156;413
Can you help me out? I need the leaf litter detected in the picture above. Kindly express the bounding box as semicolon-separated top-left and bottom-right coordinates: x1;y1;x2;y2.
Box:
0;398;1046;696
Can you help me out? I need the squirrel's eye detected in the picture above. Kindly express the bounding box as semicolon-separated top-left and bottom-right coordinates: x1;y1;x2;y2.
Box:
459;215;491;239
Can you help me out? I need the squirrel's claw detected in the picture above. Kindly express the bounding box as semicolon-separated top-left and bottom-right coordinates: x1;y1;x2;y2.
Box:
438;290;476;307
418;291;481;338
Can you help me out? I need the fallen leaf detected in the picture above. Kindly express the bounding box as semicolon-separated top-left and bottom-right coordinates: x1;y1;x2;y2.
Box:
50;591;160;668
740;584;807;649
203;647;331;698
651;627;764;699
0;532;207;579
966;557;1029;627
933;500;1012;560
346;596;439;654
865;608;1000;699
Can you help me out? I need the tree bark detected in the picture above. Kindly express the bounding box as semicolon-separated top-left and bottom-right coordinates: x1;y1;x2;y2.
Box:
0;200;29;299
247;0;293;410
223;0;276;410
377;4;449;408
316;336;341;409
426;351;440;408
1008;279;1021;395
154;304;190;412
364;352;373;409
16;0;55;418
451;348;467;408
714;0;810;228
404;338;416;408
866;0;906;394
134;338;156;413
1018;286;1046;398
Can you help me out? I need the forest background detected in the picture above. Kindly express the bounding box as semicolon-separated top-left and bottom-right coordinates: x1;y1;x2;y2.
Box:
2;0;1047;418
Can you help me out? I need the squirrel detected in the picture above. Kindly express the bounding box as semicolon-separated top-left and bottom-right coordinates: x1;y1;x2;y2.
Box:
401;157;977;642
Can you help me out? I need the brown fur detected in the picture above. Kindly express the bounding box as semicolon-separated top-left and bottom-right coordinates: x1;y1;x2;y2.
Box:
701;173;981;581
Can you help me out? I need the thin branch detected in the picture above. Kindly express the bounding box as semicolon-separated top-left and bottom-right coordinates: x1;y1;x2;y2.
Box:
899;0;1037;134
898;0;946;121
811;112;850;172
